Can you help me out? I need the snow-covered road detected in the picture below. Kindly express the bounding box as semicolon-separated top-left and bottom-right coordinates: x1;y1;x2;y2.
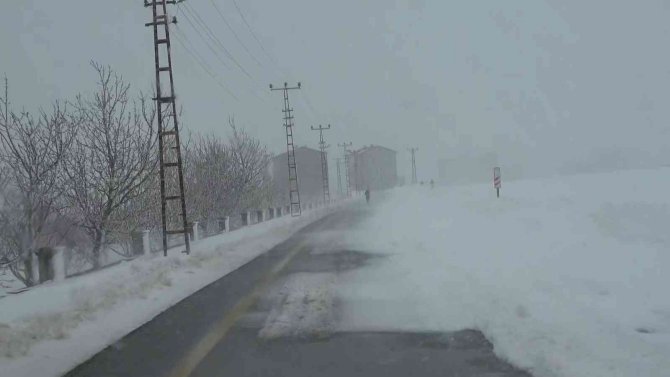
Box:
65;206;529;377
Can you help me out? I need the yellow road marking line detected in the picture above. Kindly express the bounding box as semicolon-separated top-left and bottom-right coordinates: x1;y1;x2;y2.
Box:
167;244;308;377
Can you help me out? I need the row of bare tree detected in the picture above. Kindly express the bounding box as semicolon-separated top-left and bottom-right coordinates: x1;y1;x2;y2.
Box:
0;63;272;286
183;118;272;223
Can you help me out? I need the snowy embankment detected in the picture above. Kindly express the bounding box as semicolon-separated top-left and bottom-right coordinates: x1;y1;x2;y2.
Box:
339;168;670;377
0;202;345;377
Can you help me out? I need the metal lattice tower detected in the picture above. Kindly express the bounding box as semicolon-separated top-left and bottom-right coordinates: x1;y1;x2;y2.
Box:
409;147;418;184
270;82;302;216
311;124;331;203
338;142;352;197
335;158;343;195
145;0;190;256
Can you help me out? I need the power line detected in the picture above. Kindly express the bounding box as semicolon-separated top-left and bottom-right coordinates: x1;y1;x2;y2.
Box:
231;0;278;68
174;23;269;106
172;24;235;98
179;2;254;80
299;88;321;119
208;0;264;68
173;29;216;76
227;1;327;123
181;1;323;123
228;0;303;91
176;5;231;70
175;10;271;105
172;30;240;101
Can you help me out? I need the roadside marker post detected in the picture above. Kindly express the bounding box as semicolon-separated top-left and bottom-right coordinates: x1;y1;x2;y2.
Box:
493;167;501;198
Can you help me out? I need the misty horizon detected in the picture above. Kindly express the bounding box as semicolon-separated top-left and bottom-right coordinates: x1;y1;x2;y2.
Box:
2;0;669;181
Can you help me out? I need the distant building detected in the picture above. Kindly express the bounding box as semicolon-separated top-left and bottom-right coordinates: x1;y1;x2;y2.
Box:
348;145;397;191
270;146;325;205
437;152;498;185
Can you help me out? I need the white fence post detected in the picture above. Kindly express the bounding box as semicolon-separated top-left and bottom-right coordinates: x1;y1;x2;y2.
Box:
52;246;66;282
192;221;200;241
31;251;40;283
143;230;151;255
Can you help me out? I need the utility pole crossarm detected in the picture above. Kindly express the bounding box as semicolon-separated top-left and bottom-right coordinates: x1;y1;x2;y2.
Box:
270;82;301;91
144;0;177;7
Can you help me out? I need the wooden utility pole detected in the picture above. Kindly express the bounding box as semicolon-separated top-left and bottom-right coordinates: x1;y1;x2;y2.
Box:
270;82;302;216
145;0;191;256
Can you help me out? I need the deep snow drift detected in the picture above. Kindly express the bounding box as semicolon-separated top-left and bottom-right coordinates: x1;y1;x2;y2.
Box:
337;168;670;377
0;202;343;377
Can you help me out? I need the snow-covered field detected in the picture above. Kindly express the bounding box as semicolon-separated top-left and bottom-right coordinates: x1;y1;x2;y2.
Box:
337;168;670;377
0;202;344;377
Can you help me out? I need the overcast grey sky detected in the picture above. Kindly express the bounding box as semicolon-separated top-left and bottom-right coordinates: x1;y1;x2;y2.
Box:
2;0;670;181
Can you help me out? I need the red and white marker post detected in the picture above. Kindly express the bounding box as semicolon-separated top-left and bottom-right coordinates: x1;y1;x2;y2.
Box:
493;167;501;198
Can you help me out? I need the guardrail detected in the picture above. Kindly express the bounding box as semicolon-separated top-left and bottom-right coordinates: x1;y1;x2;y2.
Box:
27;196;356;286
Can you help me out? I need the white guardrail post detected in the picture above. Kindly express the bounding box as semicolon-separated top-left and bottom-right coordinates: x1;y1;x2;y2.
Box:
192;221;200;242
52;246;66;282
143;230;151;255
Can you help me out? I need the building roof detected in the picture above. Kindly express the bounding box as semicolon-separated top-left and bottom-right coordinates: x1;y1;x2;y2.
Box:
272;145;321;161
353;144;396;155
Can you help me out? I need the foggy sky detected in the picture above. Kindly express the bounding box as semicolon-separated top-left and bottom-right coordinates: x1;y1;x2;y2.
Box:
2;0;670;182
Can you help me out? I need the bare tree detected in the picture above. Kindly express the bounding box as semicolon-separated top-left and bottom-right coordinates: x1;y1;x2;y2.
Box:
62;62;157;269
0;97;74;286
183;132;232;222
226;117;272;210
181;117;272;229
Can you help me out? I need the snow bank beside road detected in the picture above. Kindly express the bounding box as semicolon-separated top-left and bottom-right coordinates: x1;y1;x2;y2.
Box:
338;168;670;377
0;203;345;377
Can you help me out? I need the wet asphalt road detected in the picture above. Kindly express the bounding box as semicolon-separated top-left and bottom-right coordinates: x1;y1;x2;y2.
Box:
66;206;532;377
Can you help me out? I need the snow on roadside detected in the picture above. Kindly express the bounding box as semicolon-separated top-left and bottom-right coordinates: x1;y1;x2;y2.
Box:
0;202;346;377
337;168;670;377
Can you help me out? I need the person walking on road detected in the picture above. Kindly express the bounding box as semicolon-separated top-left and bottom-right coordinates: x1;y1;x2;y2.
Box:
365;187;371;204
